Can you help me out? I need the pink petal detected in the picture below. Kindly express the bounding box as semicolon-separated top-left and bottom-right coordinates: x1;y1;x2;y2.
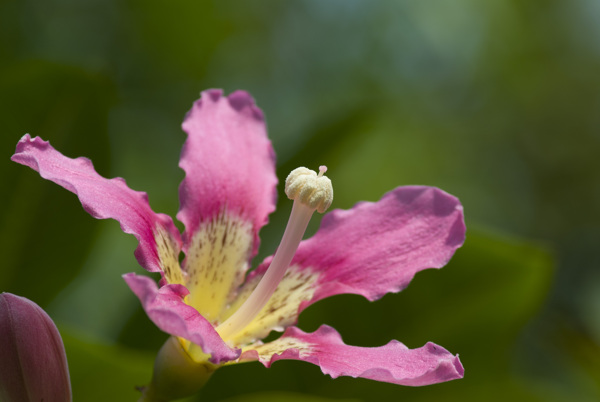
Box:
177;89;277;257
122;273;240;364
242;325;463;386
11;135;182;274
247;186;465;318
0;293;72;401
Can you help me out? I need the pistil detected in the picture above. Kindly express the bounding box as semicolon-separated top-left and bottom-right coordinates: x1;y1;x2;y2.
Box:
216;166;333;341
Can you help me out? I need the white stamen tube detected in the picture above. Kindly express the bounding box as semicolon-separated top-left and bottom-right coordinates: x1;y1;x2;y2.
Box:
216;166;333;341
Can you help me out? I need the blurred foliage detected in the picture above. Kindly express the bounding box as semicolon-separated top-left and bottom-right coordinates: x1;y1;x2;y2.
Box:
60;328;154;402
218;393;359;402
0;61;113;305
1;0;599;401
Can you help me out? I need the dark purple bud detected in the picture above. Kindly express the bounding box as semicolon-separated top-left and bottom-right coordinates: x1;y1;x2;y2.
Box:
0;293;72;402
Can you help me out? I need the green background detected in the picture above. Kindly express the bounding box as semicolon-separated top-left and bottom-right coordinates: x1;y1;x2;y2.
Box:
1;1;599;401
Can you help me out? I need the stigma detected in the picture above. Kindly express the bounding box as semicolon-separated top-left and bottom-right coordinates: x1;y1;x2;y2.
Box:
215;166;333;341
285;166;333;213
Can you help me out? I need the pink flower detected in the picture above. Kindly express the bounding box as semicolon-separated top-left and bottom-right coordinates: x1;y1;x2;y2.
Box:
0;293;72;402
12;89;465;398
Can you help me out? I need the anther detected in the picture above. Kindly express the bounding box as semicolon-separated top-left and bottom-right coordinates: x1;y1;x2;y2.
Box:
216;166;333;341
285;166;333;213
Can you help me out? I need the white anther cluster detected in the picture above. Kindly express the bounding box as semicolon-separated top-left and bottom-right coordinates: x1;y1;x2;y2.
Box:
285;167;333;213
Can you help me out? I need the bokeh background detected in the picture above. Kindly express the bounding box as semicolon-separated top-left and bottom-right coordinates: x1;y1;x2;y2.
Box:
1;1;599;401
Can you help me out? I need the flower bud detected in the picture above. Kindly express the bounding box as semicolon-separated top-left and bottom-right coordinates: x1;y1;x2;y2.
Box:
0;293;72;402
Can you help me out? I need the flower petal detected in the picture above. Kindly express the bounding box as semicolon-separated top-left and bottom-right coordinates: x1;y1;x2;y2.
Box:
228;186;465;343
177;90;277;319
123;273;240;365
11;135;183;282
298;186;465;304
241;325;464;386
177;89;277;254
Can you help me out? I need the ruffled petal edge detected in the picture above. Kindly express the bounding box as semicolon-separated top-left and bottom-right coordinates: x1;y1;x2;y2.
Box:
240;325;463;386
11;135;182;277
